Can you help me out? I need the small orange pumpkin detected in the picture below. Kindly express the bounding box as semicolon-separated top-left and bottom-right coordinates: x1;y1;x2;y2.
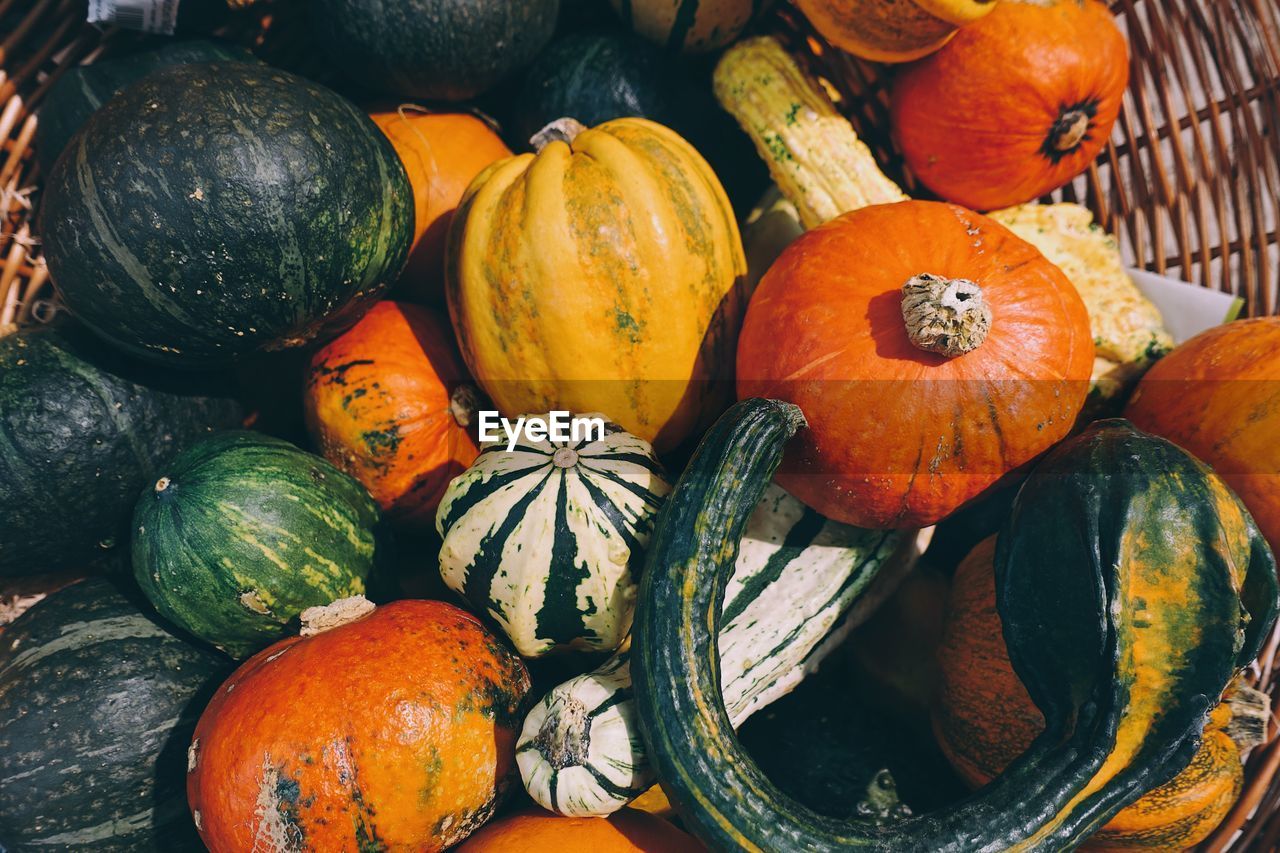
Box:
737;200;1094;529
304;300;481;529
1125;317;1280;552
457;808;705;852
188;597;531;852
370;110;512;303
890;0;1129;211
935;537;1244;851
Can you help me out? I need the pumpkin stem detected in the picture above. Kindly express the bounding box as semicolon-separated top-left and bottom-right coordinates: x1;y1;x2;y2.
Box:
901;274;992;357
449;384;480;428
531;118;588;152
1052;110;1090;151
1224;679;1271;754
552;447;579;468
299;595;375;636
154;476;172;493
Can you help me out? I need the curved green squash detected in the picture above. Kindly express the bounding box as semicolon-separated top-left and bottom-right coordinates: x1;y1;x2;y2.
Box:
42;61;412;366
437;416;670;658
0;578;230;851
631;403;1277;852
516;484;914;816
0;324;242;576
34;39;257;174
309;0;559;101
133;431;383;658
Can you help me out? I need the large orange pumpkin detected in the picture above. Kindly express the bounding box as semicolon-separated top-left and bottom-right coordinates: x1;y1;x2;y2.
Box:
457;808;705;852
304;300;481;529
737;200;1094;529
935;537;1245;851
188;598;531;852
370;109;512;303
890;0;1129;211
1125;317;1280;551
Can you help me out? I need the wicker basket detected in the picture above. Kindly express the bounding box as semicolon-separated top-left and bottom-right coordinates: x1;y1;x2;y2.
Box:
1;0;1279;848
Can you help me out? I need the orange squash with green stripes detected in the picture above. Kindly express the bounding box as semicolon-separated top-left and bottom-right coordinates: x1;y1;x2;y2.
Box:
936;535;1247;850
445;117;746;452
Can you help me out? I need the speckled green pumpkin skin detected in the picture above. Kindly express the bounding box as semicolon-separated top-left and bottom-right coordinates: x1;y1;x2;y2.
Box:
132;431;383;658
0;578;231;851
0;324;242;576
309;0;560;101
41;61;412;366
34;39;257;174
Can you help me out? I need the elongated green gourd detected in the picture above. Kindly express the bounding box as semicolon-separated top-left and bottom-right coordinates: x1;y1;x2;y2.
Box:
632;401;1278;852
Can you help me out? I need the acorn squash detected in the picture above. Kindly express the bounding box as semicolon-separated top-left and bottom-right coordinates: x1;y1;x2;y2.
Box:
446;117;747;452
630;404;1277;851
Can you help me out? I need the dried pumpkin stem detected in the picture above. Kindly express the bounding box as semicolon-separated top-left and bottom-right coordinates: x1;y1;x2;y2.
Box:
449;384;480;428
901;273;992;357
300;595;375;636
531;118;588;152
1052;109;1091;152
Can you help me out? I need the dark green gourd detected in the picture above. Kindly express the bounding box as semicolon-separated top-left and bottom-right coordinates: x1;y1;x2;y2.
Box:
0;324;242;576
309;0;560;101
502;31;685;147
41;61;412;366
631;403;1277;852
34;39;257;174
133;431;384;658
0;578;231;851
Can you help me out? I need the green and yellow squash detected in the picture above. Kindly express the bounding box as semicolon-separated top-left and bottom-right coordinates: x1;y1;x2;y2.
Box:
630;402;1277;851
516;484;916;815
446;116;746;452
133;432;383;658
437;415;670;658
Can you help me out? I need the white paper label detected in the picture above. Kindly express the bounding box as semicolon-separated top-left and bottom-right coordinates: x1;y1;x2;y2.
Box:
87;0;181;35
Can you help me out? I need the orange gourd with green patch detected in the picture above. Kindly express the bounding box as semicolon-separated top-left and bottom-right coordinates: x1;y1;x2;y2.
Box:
736;200;1094;529
187;597;531;852
456;808;704;852
370;110;511;303
935;536;1247;851
1125;317;1280;552
446;117;747;452
304;301;480;529
890;0;1129;210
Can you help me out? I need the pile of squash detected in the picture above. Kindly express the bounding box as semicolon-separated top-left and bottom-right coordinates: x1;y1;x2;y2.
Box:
2;1;1278;851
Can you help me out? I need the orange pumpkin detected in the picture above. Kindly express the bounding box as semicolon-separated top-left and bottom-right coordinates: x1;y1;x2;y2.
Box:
370;110;512;303
935;537;1244;851
890;0;1129;211
1125;317;1280;551
188;598;531;852
304;300;481;529
736;200;1094;529
457;808;705;852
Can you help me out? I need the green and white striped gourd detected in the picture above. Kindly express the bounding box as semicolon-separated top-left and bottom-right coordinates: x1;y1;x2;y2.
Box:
436;415;670;658
517;483;918;816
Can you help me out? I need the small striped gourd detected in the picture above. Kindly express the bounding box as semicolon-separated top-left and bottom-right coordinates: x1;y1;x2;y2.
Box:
516;484;915;816
133;432;383;659
631;403;1278;851
436;415;670;658
609;0;769;53
0;579;230;851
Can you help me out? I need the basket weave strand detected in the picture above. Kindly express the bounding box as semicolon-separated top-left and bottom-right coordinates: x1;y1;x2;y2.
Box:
0;1;1279;849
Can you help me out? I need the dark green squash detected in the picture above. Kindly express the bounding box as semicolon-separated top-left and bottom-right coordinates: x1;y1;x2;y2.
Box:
0;578;231;851
501;31;685;148
41;61;412;367
0;324;242;576
34;39;257;174
308;0;560;101
631;404;1277;851
132;431;384;658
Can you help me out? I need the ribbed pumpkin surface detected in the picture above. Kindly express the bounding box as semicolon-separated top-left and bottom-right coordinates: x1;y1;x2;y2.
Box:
0;579;230;851
447;117;746;452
